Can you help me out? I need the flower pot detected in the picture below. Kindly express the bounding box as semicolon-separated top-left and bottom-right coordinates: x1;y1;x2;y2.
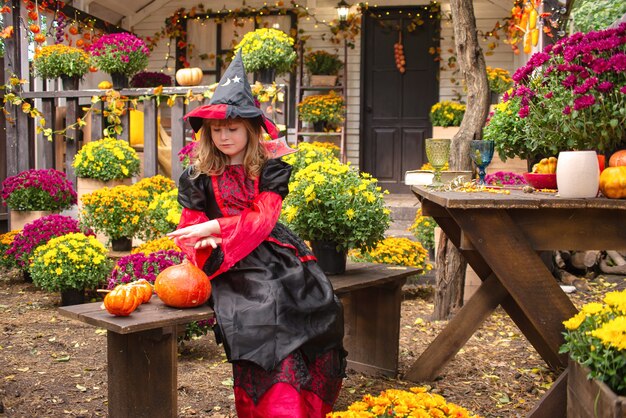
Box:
111;237;132;252
313;121;327;132
432;126;460;140
60;288;85;306
256;68;276;84
110;72;129;90
310;75;337;87
489;91;500;105
310;240;347;275
567;358;626;417
61;75;80;90
10;210;55;231
556;151;599;198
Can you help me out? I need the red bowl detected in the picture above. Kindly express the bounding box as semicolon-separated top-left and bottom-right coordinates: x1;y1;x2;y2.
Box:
523;172;557;189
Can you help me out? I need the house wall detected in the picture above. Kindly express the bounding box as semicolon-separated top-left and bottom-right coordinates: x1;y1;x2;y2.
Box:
129;0;521;169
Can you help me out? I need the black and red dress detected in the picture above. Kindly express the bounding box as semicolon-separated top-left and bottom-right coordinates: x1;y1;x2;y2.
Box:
176;158;346;417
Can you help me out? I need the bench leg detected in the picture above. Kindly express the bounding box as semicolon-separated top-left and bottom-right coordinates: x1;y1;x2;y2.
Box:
107;327;177;418
340;278;406;377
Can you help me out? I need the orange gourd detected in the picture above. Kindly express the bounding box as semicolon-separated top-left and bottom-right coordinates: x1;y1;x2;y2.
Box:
175;67;203;86
130;279;153;304
103;284;142;316
599;166;626;199
608;150;626;167
154;259;211;308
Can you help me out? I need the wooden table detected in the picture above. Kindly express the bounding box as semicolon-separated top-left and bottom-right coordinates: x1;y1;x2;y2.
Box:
410;186;626;416
59;297;213;418
59;263;418;417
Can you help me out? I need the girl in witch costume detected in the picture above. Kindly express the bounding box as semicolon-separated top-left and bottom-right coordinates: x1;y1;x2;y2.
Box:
167;51;346;417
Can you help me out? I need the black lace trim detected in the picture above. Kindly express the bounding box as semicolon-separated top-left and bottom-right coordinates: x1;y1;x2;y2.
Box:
202;247;224;277
271;223;314;258
233;348;346;405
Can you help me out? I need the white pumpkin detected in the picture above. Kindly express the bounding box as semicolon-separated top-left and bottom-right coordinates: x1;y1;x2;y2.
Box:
175;67;203;86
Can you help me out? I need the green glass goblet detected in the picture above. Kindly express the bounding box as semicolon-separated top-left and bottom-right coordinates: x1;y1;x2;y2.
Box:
425;138;451;187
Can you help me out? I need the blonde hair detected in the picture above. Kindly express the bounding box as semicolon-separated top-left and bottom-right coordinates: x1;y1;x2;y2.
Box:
190;117;267;179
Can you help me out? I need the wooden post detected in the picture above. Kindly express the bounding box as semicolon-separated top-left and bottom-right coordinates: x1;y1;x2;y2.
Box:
3;0;31;178
143;98;158;177
170;97;186;185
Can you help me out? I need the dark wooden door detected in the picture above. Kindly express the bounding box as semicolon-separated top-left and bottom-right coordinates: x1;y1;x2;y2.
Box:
361;8;440;193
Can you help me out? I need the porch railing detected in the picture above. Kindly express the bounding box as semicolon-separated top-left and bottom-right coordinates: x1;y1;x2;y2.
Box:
13;86;212;188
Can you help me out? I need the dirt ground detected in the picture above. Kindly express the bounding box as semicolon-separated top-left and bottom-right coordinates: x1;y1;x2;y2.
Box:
0;266;621;418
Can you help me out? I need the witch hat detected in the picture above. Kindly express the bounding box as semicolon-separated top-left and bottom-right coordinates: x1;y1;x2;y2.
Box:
183;50;280;139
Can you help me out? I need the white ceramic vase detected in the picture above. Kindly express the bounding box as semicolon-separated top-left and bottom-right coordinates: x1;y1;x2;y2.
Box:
556;150;599;198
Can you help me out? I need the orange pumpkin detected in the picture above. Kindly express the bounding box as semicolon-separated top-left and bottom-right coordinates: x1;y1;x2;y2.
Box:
154;259;211;308
103;284;141;316
609;150;626;167
175;67;203;86
130;279;153;304
599;166;626;199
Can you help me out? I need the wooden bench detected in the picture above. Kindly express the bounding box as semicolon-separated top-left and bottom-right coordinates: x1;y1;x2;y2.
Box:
59;262;418;417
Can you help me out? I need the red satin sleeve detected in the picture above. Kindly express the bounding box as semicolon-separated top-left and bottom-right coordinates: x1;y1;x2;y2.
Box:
175;208;212;269
209;191;283;280
176;191;283;280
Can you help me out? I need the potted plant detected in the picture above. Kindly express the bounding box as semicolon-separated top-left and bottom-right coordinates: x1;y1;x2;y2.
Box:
89;32;150;89
304;50;344;86
73;137;141;207
429;101;466;139
486;66;513;103
1;168;77;230
107;249;185;288
280;158;391;274
130;71;173;88
80;184;150;251
6;214;90;275
234;28;297;82
0;230;20;270
560;289;626;416
32;44;91;89
297;91;346;132
509;23;626;156
29;232;112;305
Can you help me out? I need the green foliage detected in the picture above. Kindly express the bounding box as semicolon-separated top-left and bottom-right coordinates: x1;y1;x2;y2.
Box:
234;28;297;75
73;138;140;181
32;44;91;79
304;50;344;75
429;101;466;127
484;98;544;161
560;290;626;395
141;189;182;241
29;233;112;292
408;208;436;251
281;158;391;252
572;0;626;33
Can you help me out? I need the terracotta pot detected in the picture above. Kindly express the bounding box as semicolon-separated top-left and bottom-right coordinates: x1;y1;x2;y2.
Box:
10;210;56;231
310;75;337;87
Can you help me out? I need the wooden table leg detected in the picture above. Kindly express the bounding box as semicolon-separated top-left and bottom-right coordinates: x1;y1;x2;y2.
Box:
404;273;508;381
340;278;406;377
107;327;177;418
452;209;577;370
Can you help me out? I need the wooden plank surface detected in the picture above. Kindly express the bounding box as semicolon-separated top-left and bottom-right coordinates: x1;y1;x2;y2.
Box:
330;263;419;294
58;297;214;334
412;185;626;210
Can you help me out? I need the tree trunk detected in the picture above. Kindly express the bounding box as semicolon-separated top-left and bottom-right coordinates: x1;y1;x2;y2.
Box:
433;0;490;320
